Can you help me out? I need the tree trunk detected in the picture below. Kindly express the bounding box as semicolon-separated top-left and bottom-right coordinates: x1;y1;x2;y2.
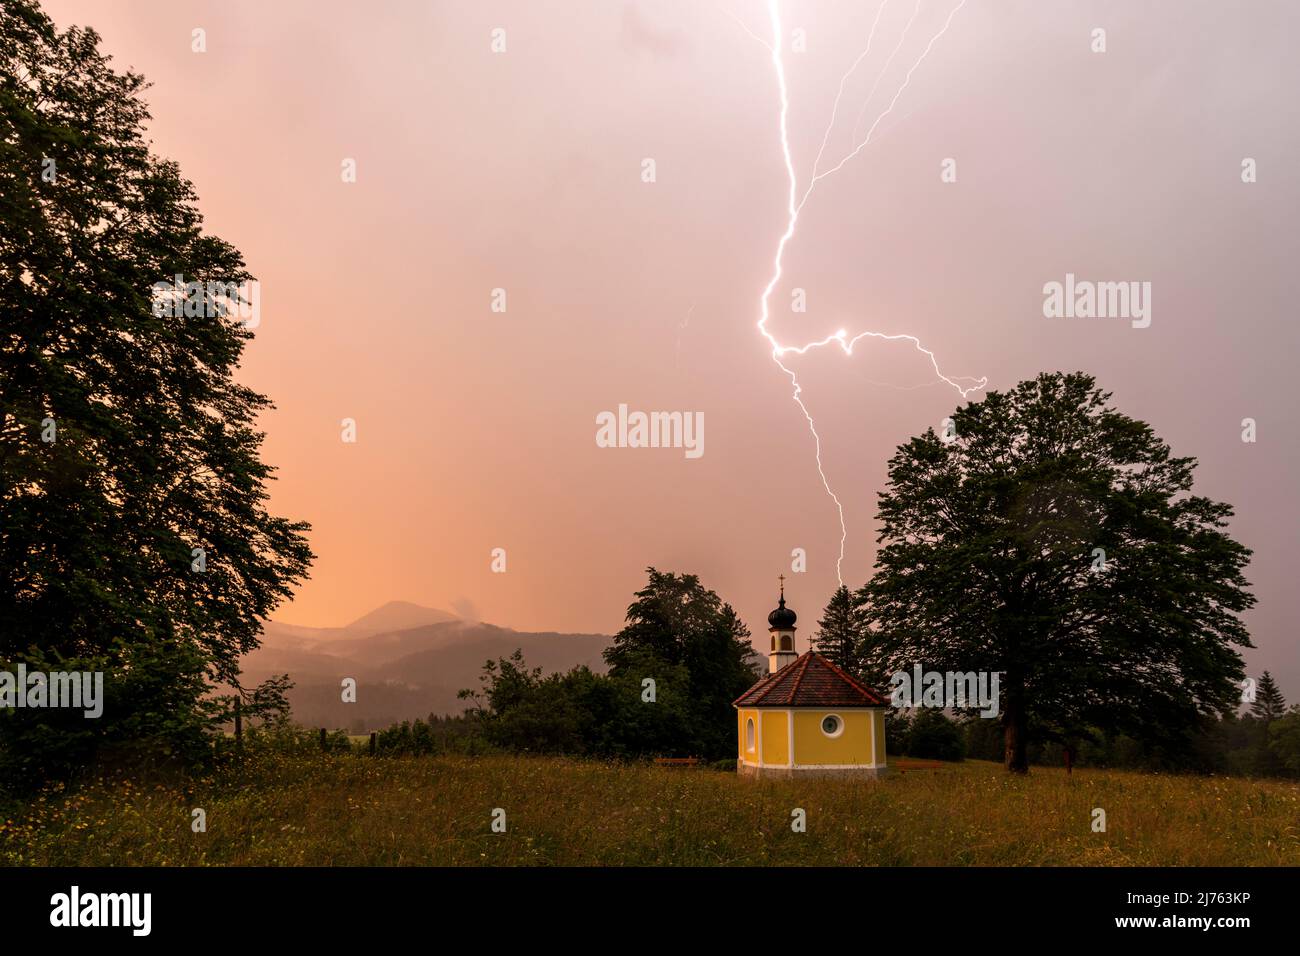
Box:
1002;673;1029;773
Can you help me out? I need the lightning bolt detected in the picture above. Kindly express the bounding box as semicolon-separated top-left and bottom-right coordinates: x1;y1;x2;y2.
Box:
755;0;984;584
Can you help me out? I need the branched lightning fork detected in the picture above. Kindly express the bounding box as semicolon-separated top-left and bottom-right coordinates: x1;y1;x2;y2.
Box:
755;0;984;584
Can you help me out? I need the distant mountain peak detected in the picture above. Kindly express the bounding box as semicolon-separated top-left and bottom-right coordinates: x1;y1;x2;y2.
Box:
344;600;458;636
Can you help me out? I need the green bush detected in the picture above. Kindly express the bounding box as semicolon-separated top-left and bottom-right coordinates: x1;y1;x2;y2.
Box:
904;710;966;762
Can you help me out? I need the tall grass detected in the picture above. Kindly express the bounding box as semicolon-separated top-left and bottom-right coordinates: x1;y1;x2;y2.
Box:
2;754;1296;866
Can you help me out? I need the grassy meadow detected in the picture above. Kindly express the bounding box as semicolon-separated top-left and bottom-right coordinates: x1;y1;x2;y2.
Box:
2;754;1297;866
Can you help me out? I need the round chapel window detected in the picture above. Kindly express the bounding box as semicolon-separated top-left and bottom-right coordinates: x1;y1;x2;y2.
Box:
821;715;843;737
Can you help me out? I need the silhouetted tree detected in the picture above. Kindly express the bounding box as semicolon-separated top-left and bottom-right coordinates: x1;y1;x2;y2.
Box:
1250;672;1286;722
858;372;1254;773
811;585;865;673
604;568;758;759
0;2;312;778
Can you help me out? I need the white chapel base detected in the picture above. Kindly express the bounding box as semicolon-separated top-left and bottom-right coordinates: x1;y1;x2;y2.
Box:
737;760;889;780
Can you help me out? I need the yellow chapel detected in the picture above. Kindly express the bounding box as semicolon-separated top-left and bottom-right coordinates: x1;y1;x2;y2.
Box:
734;582;888;779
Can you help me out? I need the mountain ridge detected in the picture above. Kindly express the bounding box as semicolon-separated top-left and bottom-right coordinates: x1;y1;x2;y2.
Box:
244;604;611;731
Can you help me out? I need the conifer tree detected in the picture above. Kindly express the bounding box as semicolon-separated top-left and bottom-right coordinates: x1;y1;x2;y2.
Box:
812;585;865;674
1251;671;1286;722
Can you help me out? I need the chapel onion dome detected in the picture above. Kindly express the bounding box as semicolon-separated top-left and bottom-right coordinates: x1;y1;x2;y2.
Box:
768;594;797;629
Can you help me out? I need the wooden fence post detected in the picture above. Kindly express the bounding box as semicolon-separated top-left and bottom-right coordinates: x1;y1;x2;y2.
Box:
369;732;377;756
320;727;327;751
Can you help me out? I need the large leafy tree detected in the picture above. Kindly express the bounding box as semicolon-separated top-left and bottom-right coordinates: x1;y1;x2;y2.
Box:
604;568;758;759
0;2;312;775
858;372;1254;773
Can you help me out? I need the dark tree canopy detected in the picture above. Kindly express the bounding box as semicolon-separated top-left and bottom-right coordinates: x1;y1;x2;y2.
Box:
858;372;1254;772
0;1;312;775
604;568;759;759
1251;671;1285;722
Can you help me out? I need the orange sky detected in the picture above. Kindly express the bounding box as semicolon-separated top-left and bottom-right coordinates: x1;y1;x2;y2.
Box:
41;1;1300;690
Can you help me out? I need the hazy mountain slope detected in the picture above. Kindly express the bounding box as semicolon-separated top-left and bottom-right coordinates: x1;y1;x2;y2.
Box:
373;627;610;689
260;601;458;647
240;614;610;732
316;621;477;666
343;600;458;635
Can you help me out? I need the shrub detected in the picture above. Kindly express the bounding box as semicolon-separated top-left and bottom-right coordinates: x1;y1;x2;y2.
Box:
905;710;966;762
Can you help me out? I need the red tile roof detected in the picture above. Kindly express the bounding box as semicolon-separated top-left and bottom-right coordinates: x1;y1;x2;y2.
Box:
734;651;888;708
